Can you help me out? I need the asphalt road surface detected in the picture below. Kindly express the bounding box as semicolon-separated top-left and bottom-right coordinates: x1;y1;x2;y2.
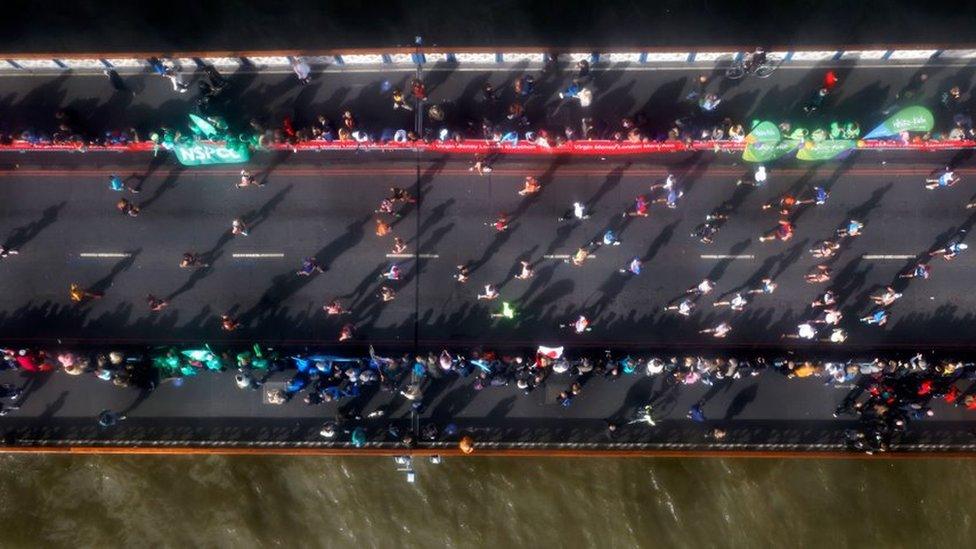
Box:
0;151;975;352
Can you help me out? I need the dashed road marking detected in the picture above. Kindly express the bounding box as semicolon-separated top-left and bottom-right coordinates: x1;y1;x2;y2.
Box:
232;253;285;259
79;252;131;258
386;253;439;259
700;254;755;259
544;254;598;259
862;254;916;260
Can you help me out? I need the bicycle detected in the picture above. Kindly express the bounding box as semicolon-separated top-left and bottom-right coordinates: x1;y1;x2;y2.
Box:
725;54;782;80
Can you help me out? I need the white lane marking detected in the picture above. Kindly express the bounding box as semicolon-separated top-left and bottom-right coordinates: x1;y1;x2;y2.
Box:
700;254;755;259
862;254;916;260
232;253;285;258
544;254;597;259
79;252;131;258
386;253;439;259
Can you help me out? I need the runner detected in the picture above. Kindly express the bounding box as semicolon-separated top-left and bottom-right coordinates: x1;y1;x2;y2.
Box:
454;264;470;283
623;194;650;217
296;257;325;276
811;289;837;308
231;218;249;236
69;283;103;303
687;278;715;295
836;219;864;238
747;278;777;295
381;264;402;281
179;252;208;269
663;298;696;317
519;176;541;196
374;198;401;217
489;301;517;320
762;194;797;215
146;294;169;312
597;229;621;247
116;198;140;217
619;257;642;275
558;201;590;222
736;165;767;187
108;174;139;194
811;239;841;258
477;284;500;300
388;187;416;204
649;175;683;209
487;214;509;232
870;286;903;306
469;157;493;175
797;322;817;340
323;300;349;315
930;238;968;261
649;173;676;192
692;213;728;244
758;219;794;242
796;186;829;206
339;323;354;341
375;218;391;237
568;246;593;267
804;265;832;284
391;237;408;254
220;314;240;331
713;292;748;311
238;169;262;188
700;322;732;338
816;308;843;326
560;315;592;334
900;262;931;280
925;168;960;190
514;260;535;280
860;309;890;326
380;286;396;302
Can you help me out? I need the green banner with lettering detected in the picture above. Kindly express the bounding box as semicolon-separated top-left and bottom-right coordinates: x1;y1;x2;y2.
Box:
746;120;781;143
795;139;857;161
743;139;799;163
864;106;934;139
174;141;250;166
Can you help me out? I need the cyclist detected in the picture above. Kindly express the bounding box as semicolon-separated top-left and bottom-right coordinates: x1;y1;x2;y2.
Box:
743;47;767;74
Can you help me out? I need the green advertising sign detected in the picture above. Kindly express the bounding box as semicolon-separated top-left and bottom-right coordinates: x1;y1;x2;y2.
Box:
174;141;250;166
747;120;781;143
742;139;799;163
883;106;934;134
864;106;935;139
795;139;857;161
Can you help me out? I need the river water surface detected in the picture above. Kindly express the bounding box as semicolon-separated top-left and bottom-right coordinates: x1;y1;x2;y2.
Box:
0;455;970;548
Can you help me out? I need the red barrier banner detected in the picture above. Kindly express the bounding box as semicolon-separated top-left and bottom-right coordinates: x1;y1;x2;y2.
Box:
0;138;973;155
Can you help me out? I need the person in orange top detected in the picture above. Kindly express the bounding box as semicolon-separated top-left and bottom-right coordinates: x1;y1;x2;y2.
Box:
69;283;103;303
375;218;391;237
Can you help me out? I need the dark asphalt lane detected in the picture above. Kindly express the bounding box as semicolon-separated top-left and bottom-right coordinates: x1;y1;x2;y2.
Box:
0;153;975;351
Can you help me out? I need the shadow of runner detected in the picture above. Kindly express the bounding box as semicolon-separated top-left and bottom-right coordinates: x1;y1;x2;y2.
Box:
88;249;142;295
724;384;759;420
138;167;185;210
3;201;66;250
